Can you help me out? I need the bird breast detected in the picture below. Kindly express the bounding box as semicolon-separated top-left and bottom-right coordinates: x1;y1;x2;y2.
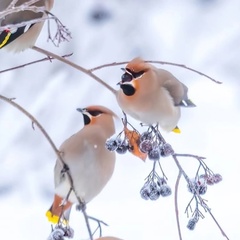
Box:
117;85;180;131
54;131;115;203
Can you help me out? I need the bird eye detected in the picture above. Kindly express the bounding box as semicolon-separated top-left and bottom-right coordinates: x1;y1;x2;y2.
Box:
88;110;103;116
121;72;133;83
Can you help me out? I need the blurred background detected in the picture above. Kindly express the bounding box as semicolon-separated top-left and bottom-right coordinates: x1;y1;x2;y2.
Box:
0;0;240;239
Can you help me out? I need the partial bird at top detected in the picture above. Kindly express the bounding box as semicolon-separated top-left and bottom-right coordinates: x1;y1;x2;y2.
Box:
116;57;196;133
0;0;54;52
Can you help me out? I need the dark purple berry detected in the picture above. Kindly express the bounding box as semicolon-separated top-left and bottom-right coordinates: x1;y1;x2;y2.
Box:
160;185;172;197
148;147;160;161
116;143;128;154
140;132;152;142
140;187;150;200
160;143;174;157
213;173;223;183
105;138;120;151
149;189;161;200
139;140;153;153
149;181;158;191
157;178;167;186
187;179;207;195
206;176;215;185
187;218;198;230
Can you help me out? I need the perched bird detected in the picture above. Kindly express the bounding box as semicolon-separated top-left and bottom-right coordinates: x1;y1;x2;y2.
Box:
0;0;54;51
46;106;117;224
116;57;196;133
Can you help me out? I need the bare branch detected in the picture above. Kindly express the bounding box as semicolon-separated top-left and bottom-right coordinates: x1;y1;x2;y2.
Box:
0;4;45;20
0;94;94;240
175;171;183;240
0;16;50;32
89;61;222;84
32;46;117;95
0;53;73;74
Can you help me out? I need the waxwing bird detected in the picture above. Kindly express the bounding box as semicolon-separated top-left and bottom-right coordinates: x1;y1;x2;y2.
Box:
46;106;116;224
116;57;196;133
0;0;54;51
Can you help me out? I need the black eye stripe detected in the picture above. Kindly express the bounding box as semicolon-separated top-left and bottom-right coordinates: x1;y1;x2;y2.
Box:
88;110;103;116
125;68;145;78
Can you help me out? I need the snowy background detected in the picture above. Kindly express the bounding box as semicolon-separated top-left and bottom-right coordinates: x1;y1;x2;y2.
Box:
0;0;240;239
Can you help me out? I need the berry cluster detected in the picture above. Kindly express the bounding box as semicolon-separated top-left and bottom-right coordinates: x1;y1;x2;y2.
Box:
140;169;171;201
187;177;207;195
139;130;174;160
48;225;74;240
200;173;222;185
105;137;129;154
106;126;174;162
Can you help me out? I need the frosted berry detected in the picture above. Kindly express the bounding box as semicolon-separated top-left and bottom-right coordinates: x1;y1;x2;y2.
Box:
105;138;120;151
140;186;150;200
188;179;207;195
48;228;65;240
148;147;160;161
213;173;223;183
140;132;152;142
149;189;161;200
116;143;128;154
160;185;172;197
149;181;158;191
160;143;174;157
206;176;215;185
139;140;153;153
198;184;207;195
157;177;167;186
187;218;198;230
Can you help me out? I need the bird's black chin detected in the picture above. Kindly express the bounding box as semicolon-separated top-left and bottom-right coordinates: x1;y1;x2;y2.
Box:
120;84;135;96
83;114;91;125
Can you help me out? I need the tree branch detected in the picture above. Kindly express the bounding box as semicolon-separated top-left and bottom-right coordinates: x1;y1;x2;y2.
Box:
175;171;183;240
89;61;222;84
0;94;94;240
32;46;117;95
0;53;73;74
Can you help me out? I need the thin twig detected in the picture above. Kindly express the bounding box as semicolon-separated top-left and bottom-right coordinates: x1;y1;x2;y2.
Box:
32;46;117;95
0;53;73;74
0;94;93;240
175;171;183;240
89;61;222;84
207;209;230;240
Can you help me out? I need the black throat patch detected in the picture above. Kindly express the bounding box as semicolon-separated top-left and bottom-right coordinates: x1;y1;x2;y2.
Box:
120;84;135;96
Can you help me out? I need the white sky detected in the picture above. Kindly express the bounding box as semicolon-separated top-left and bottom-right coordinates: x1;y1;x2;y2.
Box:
0;0;240;239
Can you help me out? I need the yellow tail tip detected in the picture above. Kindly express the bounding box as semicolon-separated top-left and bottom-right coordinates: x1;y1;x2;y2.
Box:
172;126;181;134
46;210;60;224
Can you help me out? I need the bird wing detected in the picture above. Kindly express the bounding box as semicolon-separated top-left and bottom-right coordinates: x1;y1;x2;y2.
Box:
159;69;196;107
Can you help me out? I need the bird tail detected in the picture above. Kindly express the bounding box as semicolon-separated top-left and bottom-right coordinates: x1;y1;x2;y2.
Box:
179;99;196;107
172;126;181;134
46;194;72;224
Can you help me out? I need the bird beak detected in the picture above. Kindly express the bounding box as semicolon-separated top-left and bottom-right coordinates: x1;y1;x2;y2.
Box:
117;68;126;85
76;108;86;113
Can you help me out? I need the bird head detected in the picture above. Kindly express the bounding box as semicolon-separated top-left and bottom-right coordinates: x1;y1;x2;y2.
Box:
118;57;148;96
77;105;117;129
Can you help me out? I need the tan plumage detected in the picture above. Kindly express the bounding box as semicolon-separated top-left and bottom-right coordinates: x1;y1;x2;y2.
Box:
0;0;54;52
116;57;195;132
46;106;116;223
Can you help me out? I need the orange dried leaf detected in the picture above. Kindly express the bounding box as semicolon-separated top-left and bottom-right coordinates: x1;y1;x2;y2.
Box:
124;127;147;161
